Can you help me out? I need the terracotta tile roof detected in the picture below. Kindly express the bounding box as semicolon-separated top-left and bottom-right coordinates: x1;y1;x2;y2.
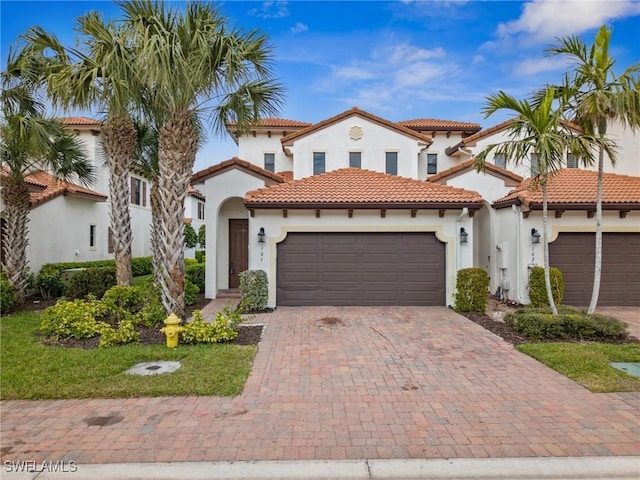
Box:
188;185;205;201
58;117;102;126
494;169;640;210
245;168;483;209
428;158;523;186
24;170;107;208
276;170;294;182
191;157;285;185
227;118;312;128
397;118;481;131
281;107;432;146
445;118;582;155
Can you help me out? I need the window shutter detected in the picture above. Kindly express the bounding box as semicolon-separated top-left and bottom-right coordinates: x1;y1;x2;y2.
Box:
130;177;136;204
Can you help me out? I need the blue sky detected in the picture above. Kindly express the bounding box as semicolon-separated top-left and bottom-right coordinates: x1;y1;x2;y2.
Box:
2;0;640;173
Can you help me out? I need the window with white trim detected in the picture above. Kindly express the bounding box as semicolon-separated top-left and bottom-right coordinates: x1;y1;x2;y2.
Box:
197;201;205;220
349;152;361;168
566;153;578;168
130;177;147;206
89;224;96;249
313;152;325;175
494;153;506;169
264;153;275;172
385;152;398;175
530;153;540;176
427;153;438;174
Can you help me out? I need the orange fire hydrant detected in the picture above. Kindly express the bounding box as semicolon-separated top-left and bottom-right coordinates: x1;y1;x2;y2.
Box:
160;313;183;348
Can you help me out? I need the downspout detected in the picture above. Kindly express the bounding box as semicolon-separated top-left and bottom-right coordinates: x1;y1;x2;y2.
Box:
455;207;469;272
512;204;522;302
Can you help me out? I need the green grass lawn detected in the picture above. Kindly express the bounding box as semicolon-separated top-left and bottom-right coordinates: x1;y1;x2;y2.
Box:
132;274;153;286
0;311;256;400
518;342;640;393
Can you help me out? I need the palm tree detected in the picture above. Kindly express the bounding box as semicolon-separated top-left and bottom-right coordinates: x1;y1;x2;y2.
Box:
547;25;640;313
20;12;142;286
121;0;284;318
1;51;95;303
474;88;606;314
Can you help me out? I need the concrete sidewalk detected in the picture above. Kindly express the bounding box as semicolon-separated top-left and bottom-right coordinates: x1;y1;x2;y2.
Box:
2;457;639;479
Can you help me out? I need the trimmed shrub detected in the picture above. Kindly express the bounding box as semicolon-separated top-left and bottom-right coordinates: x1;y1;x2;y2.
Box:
98;319;139;347
181;309;237;344
185;258;198;267
528;267;564;307
101;284;165;328
66;267;117;300
185;278;199;306
131;257;153;276
184;222;198;249
239;269;268;313
195;250;205;264
454;268;489;313
505;307;628;342
185;263;205;291
198;225;206;249
1;272;16;313
37;269;64;299
39;298;107;340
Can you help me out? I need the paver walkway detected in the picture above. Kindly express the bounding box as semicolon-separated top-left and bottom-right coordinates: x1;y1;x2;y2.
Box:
1;306;638;465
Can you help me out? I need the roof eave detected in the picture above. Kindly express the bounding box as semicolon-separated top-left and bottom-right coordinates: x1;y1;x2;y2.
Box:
244;201;483;211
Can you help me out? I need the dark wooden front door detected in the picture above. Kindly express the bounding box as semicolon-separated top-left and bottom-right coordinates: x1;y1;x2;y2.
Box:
229;219;248;288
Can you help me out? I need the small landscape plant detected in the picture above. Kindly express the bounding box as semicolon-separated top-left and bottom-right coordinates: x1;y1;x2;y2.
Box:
239;269;268;313
1;272;16;313
184;278;199;306
505;307;629;342
186;263;205;290
184;222;198;249
66;267;117;300
181;309;238;344
528;267;564;307
454;268;489;313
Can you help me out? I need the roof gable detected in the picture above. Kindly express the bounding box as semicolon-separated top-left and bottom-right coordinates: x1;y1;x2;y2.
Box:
24;170;107;207
191;157;285;185
281;107;432;146
245;167;483;210
428;159;523;187
494;169;640;210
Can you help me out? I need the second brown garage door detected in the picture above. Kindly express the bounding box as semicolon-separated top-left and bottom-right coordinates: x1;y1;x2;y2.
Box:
549;232;640;306
277;232;445;306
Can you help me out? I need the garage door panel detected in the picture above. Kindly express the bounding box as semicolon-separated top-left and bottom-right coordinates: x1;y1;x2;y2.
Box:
277;232;445;306
549;233;639;306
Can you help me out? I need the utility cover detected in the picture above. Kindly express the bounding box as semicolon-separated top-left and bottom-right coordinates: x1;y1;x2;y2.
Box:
125;361;181;376
609;362;640;378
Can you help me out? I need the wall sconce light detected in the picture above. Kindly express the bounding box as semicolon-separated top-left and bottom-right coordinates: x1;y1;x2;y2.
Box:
531;228;541;244
460;227;468;244
258;227;266;243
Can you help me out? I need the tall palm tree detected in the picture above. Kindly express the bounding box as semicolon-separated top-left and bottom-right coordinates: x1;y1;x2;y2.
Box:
20;13;142;286
474;88;606;314
1;51;95;303
547;25;640;313
121;0;284;318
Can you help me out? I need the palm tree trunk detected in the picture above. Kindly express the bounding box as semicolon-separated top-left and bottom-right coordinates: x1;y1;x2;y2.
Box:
587;145;605;314
1;177;31;304
102;116;137;286
157;109;198;319
149;181;162;286
542;178;559;315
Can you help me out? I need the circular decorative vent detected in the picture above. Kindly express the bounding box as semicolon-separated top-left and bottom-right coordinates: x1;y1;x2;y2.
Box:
349;125;363;140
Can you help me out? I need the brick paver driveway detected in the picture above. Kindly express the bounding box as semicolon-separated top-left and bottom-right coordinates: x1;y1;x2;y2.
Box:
1;306;638;464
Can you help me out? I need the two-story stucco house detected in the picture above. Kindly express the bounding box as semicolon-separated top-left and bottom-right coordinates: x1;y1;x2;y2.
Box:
193;107;640;308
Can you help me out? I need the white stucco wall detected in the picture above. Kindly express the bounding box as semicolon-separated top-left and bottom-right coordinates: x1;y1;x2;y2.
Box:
421;132;468;179
237;132;293;173
248;208;475;308
494;207;640;304
289;116;426;180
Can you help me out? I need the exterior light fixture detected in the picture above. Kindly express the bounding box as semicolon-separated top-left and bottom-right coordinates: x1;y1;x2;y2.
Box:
460;227;468;244
531;228;541;244
258;227;266;243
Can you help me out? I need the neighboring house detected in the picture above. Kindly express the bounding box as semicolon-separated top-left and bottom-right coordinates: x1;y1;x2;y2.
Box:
193;107;639;308
184;185;206;258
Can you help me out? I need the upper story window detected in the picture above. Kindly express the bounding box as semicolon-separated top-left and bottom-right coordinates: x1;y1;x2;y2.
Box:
566;153;578;168
349;152;361;168
530;153;539;176
313;152;325;175
130;177;147;206
494;153;506;169
197;201;205;220
427;153;438;175
264;153;275;173
89;224;96;249
385;152;398;175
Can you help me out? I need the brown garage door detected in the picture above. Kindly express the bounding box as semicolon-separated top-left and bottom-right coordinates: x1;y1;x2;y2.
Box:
277;232;445;306
549;232;640;306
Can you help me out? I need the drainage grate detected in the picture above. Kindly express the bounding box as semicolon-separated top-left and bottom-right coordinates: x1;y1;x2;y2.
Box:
609;362;640;378
125;361;181;376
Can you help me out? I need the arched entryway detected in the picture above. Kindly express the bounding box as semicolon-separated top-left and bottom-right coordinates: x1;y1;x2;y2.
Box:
216;197;249;290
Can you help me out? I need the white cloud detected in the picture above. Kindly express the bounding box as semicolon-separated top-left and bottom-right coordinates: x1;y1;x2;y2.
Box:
389;45;446;64
512;56;569;76
290;22;308;34
333;65;376;80
248;1;289;19
498;0;640;42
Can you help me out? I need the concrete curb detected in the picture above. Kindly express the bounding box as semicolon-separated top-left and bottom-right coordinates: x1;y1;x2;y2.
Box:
2;456;638;480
